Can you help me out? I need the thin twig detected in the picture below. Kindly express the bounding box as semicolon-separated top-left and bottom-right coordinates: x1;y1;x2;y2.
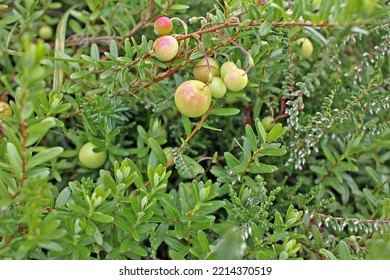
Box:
215;30;253;74
165;100;218;169
192;33;212;86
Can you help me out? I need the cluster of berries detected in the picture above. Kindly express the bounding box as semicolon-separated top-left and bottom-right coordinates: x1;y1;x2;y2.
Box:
152;17;250;118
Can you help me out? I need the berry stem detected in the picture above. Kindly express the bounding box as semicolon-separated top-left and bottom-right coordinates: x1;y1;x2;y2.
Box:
215;30;253;74
171;17;190;61
165;100;218;169
192;33;212;87
176;21;335;42
149;0;154;18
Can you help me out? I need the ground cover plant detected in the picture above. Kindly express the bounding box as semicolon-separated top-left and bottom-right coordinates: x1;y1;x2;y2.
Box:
0;0;389;260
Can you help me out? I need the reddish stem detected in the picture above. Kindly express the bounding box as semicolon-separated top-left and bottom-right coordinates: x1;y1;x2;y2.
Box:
192;33;212;86
215;30;253;74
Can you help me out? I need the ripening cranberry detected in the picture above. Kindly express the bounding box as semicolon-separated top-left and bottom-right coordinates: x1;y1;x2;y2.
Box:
174;80;212;118
154;35;179;61
154;17;173;35
220;61;238;80
193;57;220;83
208;77;227;99
295;37;313;58
261;116;274;132
78;142;107;169
223;68;248;92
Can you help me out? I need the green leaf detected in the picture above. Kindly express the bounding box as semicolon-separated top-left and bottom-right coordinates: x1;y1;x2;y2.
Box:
148;138;167;165
40;218;63;235
197;201;225;214
91;43;100;60
182;115;191;137
130;196;140;214
26;117;57;146
101;172;117;192
55;187;71;208
347;146;364;156
160;197;180;220
0;15;18;26
170;4;190;10
249;163;278;174
70;70;90;79
311;225;324;248
54;5;79;93
261;148;287;157
136;125;149;144
365;166;381;185
189;51;204;61
279;251;289;260
255;118;266;144
259;22;272;36
0;182;12;209
100;69;114;80
128;242;148;257
201;123;222;131
37;241;63;251
197;230;210;253
80;54;96;63
109;40;118;58
26;147;64;169
310;165;328;176
164;237;185;253
21;101;34;119
245;125;258;152
319;0;333;22
274;211;284;228
153;223;169;249
266;123;287;142
224;152;241;168
303;26;328;45
322;146;336;165
6;143;22;178
91;212;114;223
211;108;240;116
231;165;247;174
363;188;377;207
250;222;262;242
114;216;133;232
120;237;132;253
382;198;390;219
178;155;205;179
337;240;352;260
267;231;288;243
169;250;186;260
319;248;337;260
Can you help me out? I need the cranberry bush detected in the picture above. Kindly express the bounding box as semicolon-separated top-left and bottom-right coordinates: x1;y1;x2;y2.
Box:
0;0;389;260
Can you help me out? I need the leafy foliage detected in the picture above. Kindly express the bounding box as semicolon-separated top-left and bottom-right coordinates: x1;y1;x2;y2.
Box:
0;0;389;260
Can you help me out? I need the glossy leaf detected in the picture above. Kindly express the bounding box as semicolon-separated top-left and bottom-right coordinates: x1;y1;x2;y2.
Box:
211;108;240;116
